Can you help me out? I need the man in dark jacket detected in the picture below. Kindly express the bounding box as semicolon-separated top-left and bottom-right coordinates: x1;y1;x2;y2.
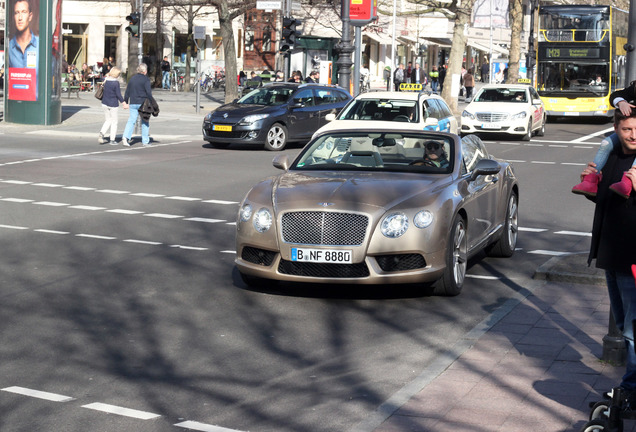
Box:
611;81;636;116
582;108;636;399
122;63;153;146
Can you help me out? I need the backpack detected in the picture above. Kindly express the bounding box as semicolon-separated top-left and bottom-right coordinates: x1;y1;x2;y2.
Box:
395;68;404;82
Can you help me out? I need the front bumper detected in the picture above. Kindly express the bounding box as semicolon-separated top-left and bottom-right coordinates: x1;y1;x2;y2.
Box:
202;120;268;145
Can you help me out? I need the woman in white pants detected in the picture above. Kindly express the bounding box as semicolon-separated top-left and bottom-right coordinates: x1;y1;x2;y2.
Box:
98;67;128;145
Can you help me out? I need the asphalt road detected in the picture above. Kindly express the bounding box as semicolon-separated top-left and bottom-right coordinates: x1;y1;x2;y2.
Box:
0;104;612;432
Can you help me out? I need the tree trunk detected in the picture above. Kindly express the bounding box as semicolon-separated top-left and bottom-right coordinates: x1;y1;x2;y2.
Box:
154;0;164;87
507;0;523;84
219;4;239;102
185;4;194;92
441;0;474;114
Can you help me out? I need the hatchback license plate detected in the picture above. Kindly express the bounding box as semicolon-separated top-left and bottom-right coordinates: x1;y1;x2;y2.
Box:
481;123;501;130
213;124;232;132
291;248;352;264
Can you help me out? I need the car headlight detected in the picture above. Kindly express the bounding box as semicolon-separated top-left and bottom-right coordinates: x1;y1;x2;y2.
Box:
511;111;527;120
253;208;273;233
414;210;433;228
239;203;253;222
461;110;475;120
204;113;213;122
240;113;270;125
381;212;409;238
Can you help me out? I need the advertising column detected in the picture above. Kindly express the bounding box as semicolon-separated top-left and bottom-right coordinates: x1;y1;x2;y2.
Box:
5;0;62;125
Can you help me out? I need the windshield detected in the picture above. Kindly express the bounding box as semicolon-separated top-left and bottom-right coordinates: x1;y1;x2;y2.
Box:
537;62;609;96
238;87;293;105
474;88;528;103
539;8;609;42
293;132;453;173
338;99;419;123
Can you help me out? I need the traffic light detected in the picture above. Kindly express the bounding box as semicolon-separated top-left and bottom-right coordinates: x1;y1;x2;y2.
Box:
125;12;140;37
280;17;301;52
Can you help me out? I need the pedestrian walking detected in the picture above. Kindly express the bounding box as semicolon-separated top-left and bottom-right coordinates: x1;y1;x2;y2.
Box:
98;66;127;145
429;65;439;93
160;56;171;89
410;63;426;86
394;63;405;91
481;61;489;83
122;63;153;147
580;108;636;401
463;68;475;101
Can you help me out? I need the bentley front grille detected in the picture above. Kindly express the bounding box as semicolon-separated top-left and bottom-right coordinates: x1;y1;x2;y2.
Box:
281;212;368;246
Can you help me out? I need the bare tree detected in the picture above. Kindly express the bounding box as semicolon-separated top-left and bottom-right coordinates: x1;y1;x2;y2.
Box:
506;0;523;84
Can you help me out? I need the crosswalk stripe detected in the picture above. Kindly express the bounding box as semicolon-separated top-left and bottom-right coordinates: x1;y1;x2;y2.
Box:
82;402;160;420
2;386;74;402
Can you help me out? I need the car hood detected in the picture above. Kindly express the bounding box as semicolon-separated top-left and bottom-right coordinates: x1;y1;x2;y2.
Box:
264;171;451;212
211;103;278;121
465;102;528;113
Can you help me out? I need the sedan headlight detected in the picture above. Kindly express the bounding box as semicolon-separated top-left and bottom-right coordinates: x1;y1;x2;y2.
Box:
204;113;212;122
414;210;434;228
239;203;253;222
240;113;270;125
253;208;273;233
511;111;527;120
461;110;475;120
381;212;409;238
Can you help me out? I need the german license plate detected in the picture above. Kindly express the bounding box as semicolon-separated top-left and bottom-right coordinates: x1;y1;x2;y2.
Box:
481;123;501;130
563;112;579;116
291;248;352;264
213;124;232;132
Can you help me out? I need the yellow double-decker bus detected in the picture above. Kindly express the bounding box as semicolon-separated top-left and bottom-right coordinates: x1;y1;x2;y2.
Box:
535;5;628;120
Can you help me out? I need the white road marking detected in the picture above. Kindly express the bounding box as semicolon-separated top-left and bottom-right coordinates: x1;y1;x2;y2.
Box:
171;245;208;251
220;250;236;254
97;189;130;194
0;224;28;230
571;126;614;143
76;234;117;240
34;229;70;235
32;183;63;188
465;274;500;280
107;209;144;215
530;161;556;164
185;217;225;223
166;196;201;201
519;227;548;232
203;199;239;205
33;201;69;207
2;386;74;402
132;192;165;198
562;162;587;166
1;197;34;203
555;230;591;237
145;213;183;219
174;421;245;432
82;402;161;420
123;239;163;245
69;205;107;211
63;186;96;191
1;180;32;184
527;250;574;256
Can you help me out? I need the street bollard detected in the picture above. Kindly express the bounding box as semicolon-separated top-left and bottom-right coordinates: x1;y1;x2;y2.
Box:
603;311;626;366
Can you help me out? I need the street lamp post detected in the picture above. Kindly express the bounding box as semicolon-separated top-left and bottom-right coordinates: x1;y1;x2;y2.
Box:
336;0;353;92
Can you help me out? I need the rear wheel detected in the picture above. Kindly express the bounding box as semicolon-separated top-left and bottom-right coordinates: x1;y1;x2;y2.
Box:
486;192;518;257
265;123;288;151
433;215;467;296
536;116;546;136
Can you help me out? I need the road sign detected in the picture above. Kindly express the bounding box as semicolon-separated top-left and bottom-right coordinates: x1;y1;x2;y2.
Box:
257;1;282;10
194;26;206;40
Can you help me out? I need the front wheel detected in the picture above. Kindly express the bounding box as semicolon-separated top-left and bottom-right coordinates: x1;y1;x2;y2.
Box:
589;401;610;421
521;119;533;141
433;214;467;296
265;123;288;151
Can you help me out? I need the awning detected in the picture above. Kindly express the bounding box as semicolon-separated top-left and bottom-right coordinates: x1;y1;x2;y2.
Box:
397;35;418;45
363;32;394;45
422;37;452;48
467;40;509;56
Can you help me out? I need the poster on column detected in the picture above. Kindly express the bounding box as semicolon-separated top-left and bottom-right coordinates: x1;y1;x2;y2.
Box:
7;0;40;101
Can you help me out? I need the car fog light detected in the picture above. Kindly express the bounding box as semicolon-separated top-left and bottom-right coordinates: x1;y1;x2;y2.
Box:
381;212;409;238
253;208;273;232
414;210;433;228
248;131;259;139
239;204;253;222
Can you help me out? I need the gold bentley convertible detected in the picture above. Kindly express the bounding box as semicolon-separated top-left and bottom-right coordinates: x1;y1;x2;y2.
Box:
235;129;519;296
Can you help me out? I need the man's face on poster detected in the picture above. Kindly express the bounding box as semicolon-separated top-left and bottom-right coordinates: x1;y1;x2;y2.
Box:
14;0;32;34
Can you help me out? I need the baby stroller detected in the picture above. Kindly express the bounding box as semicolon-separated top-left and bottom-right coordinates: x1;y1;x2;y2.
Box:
580;265;636;431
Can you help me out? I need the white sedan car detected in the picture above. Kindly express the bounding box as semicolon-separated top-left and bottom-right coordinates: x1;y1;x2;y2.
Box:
314;90;458;138
460;84;546;141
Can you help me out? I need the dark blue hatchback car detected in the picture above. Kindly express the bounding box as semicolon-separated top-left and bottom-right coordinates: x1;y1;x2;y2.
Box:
202;82;352;151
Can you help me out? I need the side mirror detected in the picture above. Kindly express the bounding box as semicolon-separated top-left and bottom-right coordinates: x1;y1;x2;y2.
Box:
273;154;290;171
325;113;336;122
532;98;542;105
470;158;501;181
424;117;439;127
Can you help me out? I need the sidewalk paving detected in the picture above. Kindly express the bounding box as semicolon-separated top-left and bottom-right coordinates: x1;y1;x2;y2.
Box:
362;254;628;432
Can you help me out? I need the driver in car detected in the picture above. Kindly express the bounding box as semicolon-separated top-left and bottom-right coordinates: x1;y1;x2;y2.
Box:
412;141;449;169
